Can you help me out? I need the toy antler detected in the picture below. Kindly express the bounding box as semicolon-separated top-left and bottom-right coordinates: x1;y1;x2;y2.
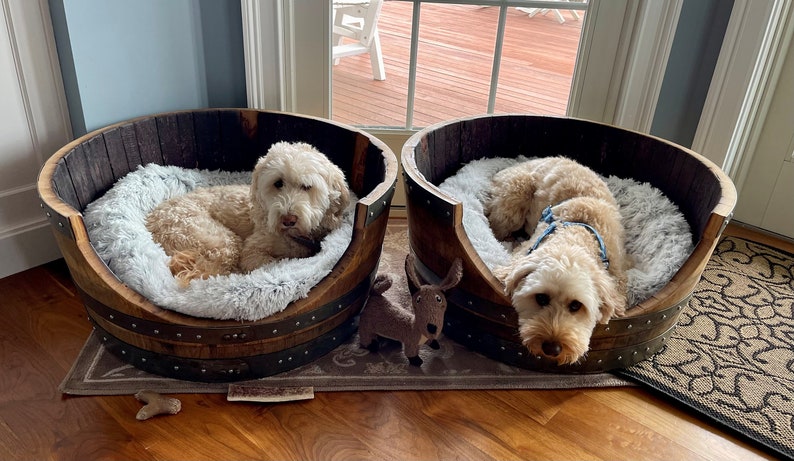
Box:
438;258;463;290
405;252;462;291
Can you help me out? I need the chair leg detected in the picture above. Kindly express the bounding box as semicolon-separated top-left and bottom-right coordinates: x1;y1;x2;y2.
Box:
369;30;386;80
333;35;344;66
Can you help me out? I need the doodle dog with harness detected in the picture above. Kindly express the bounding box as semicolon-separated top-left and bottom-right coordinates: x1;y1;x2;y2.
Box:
485;156;629;365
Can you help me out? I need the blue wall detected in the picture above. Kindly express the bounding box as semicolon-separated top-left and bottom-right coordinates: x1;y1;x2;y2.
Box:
651;0;734;147
49;0;246;137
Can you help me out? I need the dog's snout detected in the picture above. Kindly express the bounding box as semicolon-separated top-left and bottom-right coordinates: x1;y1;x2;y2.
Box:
541;341;562;357
281;214;298;227
426;323;438;335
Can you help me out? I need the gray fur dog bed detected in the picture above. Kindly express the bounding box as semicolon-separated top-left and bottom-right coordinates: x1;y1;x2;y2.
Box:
83;163;357;321
438;156;694;308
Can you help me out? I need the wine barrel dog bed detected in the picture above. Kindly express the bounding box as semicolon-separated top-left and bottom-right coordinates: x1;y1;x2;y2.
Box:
402;114;736;373
38;109;398;382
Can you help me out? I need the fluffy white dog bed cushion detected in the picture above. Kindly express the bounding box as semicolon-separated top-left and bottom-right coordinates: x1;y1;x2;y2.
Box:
438;156;694;308
83;163;357;321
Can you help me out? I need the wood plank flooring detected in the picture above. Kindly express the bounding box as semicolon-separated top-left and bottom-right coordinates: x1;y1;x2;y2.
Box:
0;221;782;460
332;2;582;128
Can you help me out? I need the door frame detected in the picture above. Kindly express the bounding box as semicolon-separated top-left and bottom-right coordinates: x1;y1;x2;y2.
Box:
691;0;792;194
0;0;72;278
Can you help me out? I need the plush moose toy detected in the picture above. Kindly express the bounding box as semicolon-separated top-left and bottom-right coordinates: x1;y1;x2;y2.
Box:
358;253;463;366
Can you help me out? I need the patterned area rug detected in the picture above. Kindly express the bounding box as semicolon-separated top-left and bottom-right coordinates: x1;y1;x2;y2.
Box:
620;236;794;460
59;225;633;396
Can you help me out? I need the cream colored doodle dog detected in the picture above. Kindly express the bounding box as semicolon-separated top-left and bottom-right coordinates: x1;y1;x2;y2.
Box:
485;156;628;365
146;141;350;286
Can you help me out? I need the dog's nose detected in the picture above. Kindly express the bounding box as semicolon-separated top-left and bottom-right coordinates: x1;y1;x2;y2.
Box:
426;323;438;334
541;341;562;357
281;214;298;227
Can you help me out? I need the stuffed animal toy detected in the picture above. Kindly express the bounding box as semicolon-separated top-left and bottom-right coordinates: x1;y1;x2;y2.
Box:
358;253;463;366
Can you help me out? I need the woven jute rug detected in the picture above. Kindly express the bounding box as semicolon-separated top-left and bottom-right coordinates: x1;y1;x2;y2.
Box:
59;225;633;396
620;236;794;460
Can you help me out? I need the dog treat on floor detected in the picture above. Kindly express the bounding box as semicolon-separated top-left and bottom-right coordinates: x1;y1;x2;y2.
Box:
134;390;181;420
227;385;315;403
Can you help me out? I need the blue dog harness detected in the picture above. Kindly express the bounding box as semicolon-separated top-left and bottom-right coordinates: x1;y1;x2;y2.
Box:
527;204;610;269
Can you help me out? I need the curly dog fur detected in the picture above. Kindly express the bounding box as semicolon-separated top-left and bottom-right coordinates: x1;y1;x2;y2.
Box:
485;156;628;365
146;141;350;286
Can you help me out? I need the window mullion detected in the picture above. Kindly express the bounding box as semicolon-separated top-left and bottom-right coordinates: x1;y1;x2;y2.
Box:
405;0;422;129
488;5;508;114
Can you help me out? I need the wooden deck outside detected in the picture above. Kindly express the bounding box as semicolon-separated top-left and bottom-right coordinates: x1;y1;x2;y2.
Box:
332;2;585;128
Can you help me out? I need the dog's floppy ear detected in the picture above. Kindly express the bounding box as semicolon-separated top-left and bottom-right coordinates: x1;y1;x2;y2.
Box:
494;262;535;299
320;162;351;228
592;269;626;323
249;155;271;223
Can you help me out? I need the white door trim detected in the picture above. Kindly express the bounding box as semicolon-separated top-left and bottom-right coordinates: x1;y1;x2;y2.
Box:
241;0;285;110
567;0;682;131
692;0;792;185
241;0;329;116
609;0;682;132
1;0;72;278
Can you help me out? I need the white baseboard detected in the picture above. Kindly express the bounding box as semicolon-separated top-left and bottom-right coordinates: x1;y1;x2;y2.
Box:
0;223;63;279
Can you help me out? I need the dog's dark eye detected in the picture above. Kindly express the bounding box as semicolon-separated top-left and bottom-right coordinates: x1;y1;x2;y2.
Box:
301;184;312;191
535;293;550;306
415;296;421;304
435;295;442;303
569;300;583;312
274;179;284;189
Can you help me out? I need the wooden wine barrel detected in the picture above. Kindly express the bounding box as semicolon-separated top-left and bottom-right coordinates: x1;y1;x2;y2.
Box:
38;109;398;382
402;114;736;373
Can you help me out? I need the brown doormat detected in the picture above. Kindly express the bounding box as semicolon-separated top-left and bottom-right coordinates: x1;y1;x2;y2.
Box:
619;236;794;460
59;224;633;395
60;328;633;395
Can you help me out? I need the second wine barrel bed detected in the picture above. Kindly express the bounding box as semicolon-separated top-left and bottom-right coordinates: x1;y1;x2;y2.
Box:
402;114;737;373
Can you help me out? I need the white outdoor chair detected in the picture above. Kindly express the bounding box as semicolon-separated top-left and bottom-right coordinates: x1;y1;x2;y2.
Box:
333;0;386;81
517;0;583;24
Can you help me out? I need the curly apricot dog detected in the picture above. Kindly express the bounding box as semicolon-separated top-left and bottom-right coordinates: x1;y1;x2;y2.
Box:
485;156;628;365
146;141;350;285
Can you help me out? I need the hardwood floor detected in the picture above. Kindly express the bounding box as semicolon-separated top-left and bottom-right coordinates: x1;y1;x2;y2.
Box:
0;221;782;460
332;2;582;128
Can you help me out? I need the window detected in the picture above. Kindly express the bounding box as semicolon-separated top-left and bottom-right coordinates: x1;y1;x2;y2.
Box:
331;0;588;130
